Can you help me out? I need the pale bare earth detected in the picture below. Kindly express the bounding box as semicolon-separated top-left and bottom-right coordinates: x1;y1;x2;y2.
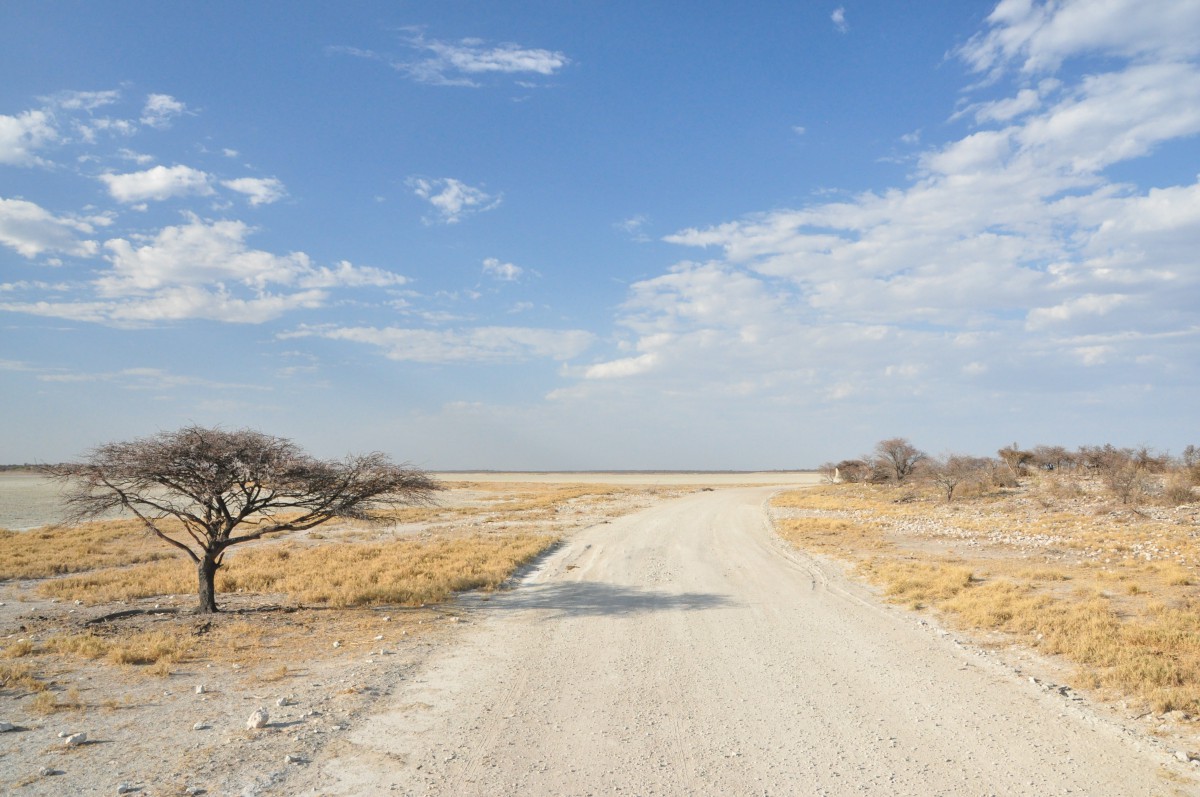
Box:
300;486;1197;797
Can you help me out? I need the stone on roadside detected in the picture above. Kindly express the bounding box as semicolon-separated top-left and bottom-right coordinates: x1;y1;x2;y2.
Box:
0;721;15;732
117;784;139;794
193;722;209;731
63;732;87;746
246;708;269;730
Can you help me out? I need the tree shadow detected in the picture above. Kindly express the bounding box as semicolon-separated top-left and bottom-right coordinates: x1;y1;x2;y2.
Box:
495;581;734;618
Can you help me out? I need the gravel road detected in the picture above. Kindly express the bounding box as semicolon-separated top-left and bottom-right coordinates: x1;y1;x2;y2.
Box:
302;487;1193;796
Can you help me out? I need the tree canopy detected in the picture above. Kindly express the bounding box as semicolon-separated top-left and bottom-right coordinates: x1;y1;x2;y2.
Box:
48;425;440;612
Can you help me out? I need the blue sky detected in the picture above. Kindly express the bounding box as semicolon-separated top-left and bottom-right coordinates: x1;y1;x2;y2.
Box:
2;1;1198;469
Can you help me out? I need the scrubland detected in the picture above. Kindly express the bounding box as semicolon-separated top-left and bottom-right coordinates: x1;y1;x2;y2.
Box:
773;461;1200;716
0;480;684;794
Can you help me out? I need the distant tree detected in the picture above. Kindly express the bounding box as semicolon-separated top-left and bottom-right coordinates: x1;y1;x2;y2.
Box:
925;454;989;502
873;438;926;484
997;443;1034;478
48;426;440;613
1183;445;1199;469
823;459;873;483
1031;445;1075;472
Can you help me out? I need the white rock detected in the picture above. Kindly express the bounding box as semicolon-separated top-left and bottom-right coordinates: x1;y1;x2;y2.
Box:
192;722;209;731
276;696;292;707
39;766;60;777
246;708;270;730
195;684;206;694
332;640;341;648
63;732;87;746
374;634;384;641
284;754;302;764
117;784;138;794
0;721;14;732
1175;750;1196;763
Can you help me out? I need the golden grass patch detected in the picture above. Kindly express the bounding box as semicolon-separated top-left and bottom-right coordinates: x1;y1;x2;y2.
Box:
0;661;47;693
220;534;555;607
38;533;557;608
772;481;1200;713
0;519;181;580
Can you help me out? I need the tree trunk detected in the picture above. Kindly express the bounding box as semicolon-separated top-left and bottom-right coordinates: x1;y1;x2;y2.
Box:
197;556;219;614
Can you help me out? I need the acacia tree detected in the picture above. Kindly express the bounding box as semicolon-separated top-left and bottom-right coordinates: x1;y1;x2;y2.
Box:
48;426;440;613
925;454;989;502
873;438;926;483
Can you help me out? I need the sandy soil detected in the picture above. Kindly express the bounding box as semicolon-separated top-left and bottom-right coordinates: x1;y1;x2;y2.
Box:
299;487;1195;796
3;477;1196;795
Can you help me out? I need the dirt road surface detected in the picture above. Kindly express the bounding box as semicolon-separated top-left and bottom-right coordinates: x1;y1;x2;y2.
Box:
302;487;1194;796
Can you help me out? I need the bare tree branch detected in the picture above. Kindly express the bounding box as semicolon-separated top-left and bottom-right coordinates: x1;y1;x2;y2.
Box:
45;425;441;613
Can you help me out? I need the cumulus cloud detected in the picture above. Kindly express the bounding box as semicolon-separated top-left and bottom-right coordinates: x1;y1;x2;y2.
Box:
408;176;501;224
0;109;57;165
0;197;98;258
570;0;1200;426
99;164;214;203
1;216;407;326
282;324;593;363
482;257;523;281
221;176;287;206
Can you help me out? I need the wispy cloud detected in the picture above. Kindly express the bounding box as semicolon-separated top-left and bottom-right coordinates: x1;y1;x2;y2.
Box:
221;176;287;206
332;32;570;87
482;257;524;281
831;7;849;34
282;324;593;364
408;176;501;224
140;94;186;129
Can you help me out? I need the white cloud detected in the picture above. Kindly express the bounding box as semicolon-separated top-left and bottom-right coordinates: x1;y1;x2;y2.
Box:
99;164;214;203
37;365;268;392
831;7;849;34
0;197;98;258
959;0;1200;76
482;257;523;281
1;217;407;326
339;33;571;87
583;353;659;379
0;110;57;165
569;1;1200;427
221;176;287;206
408;176;501;224
140;94;186;129
46;90;120;111
98;217;399;295
283;324;593;364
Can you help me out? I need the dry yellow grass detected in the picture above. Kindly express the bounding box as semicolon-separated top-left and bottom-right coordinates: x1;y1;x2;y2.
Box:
3;480;663;716
772;481;1200;712
0;519;180;580
38;533;556;607
0;661;47;693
